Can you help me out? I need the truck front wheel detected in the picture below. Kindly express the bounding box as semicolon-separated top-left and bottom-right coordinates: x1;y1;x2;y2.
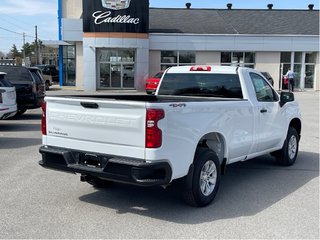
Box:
273;127;299;166
183;148;221;207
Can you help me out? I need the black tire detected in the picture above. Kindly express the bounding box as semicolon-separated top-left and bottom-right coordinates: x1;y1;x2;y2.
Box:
45;81;50;91
273;127;299;166
183;148;221;207
86;177;112;188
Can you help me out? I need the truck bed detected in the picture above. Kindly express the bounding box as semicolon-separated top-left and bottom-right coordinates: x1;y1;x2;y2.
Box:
47;94;245;103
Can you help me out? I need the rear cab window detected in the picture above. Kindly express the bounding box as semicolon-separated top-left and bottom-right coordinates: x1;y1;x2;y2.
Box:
157;73;243;98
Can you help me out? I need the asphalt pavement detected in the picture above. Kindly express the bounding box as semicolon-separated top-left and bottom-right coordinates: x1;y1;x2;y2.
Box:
0;91;319;239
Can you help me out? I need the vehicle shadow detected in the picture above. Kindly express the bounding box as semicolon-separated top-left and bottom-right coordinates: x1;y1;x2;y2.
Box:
79;151;319;224
12;113;41;121
0;137;41;149
0;123;40;132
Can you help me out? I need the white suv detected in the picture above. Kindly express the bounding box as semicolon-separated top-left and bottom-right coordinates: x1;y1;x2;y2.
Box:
0;72;17;119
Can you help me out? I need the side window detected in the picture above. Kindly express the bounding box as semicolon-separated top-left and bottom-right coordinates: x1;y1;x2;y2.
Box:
249;73;277;102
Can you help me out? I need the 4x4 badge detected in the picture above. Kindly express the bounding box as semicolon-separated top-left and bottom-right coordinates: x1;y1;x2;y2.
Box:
101;0;132;10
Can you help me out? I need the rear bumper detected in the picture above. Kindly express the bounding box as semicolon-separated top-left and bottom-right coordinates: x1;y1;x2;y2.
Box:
39;146;172;187
0;105;17;119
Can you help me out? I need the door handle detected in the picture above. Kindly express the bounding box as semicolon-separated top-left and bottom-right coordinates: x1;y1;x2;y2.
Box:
80;102;99;109
260;109;267;113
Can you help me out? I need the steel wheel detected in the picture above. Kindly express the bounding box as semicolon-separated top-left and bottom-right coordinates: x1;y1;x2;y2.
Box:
200;160;217;196
288;135;298;160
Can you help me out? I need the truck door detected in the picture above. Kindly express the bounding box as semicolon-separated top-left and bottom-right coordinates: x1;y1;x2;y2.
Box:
249;72;285;152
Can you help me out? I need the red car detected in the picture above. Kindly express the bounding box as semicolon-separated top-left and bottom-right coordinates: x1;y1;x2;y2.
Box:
145;71;164;94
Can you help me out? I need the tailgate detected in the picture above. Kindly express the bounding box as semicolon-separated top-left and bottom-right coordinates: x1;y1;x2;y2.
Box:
0;87;16;106
45;97;147;159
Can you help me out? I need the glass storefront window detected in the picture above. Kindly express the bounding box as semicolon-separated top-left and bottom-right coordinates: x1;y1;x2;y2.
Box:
221;52;255;68
232;52;243;64
62;45;76;86
98;48;135;89
305;65;315;88
245;52;255;63
160;51;195;70
221;52;231;63
161;51;177;64
294;52;302;63
281;52;317;90
305;52;316;63
179;51;195;64
280;52;291;63
293;64;302;89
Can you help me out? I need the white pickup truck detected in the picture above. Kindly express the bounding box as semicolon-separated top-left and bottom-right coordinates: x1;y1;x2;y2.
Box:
39;66;301;207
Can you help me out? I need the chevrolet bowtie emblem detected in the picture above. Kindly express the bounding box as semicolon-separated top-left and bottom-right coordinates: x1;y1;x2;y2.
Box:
101;0;132;10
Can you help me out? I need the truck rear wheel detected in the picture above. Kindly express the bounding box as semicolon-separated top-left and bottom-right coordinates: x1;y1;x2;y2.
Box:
183;148;221;207
273;127;299;166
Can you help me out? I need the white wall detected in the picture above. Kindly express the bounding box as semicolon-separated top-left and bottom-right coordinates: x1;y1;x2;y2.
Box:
62;0;82;18
149;51;161;77
196;52;220;65
75;42;83;90
82;37;150;91
149;34;320;52
315;52;320;91
255;52;281;90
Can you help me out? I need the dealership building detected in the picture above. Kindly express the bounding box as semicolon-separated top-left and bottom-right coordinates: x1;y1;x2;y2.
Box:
57;0;320;91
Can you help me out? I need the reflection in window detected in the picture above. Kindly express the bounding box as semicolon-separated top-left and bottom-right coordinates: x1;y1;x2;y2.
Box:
280;52;291;63
305;52;316;63
161;51;195;70
62;45;76;86
221;52;255;68
250;73;277;102
98;48;135;89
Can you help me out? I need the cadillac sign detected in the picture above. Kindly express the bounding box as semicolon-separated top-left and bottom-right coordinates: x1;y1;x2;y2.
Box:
83;0;149;33
101;0;132;10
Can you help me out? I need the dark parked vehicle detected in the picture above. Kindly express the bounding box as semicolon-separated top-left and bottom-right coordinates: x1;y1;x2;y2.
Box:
0;65;45;115
34;65;59;83
261;72;274;86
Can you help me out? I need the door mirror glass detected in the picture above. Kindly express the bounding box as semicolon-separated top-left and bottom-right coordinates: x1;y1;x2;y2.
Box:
280;91;294;107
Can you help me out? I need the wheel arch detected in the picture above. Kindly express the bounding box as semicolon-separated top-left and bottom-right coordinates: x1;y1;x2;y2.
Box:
289;118;301;140
196;132;227;166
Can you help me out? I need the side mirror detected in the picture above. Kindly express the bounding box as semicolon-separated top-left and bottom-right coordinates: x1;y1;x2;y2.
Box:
280;91;294;107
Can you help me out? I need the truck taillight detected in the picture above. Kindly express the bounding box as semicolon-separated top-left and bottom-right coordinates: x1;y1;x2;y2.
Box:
146;109;165;148
41;102;47;135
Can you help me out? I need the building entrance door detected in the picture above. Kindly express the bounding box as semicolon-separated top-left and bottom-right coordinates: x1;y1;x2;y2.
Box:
98;49;135;89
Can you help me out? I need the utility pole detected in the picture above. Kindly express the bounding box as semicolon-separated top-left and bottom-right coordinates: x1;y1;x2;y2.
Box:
35;25;38;65
23;32;26;66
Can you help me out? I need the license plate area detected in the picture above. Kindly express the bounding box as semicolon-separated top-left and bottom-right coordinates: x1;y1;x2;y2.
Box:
79;153;102;168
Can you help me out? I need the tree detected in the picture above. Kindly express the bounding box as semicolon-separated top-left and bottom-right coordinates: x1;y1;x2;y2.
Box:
10;44;22;58
22;42;36;57
0;51;5;58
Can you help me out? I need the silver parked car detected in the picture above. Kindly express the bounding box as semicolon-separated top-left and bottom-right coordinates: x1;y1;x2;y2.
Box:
0;72;17;119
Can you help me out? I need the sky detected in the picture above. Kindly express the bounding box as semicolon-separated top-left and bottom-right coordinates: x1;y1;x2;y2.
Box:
0;0;319;55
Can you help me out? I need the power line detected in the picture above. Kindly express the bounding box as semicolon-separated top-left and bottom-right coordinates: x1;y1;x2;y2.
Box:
0;26;33;38
0;16;27;32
